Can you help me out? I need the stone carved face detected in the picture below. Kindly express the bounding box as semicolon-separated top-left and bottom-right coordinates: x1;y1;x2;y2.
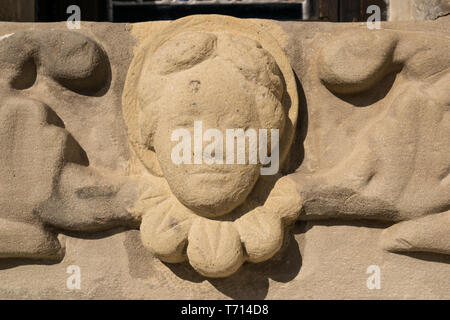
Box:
138;32;286;217
122;15;300;278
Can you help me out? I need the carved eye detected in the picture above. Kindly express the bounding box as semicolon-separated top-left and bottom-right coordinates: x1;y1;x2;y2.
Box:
0;30;110;96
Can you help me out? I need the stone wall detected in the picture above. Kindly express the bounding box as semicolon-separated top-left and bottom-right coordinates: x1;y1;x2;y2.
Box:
0;16;448;299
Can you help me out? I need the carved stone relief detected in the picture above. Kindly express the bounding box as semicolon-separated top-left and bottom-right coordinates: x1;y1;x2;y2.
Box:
122;16;300;277
295;27;450;255
0;15;448;297
0;29;139;259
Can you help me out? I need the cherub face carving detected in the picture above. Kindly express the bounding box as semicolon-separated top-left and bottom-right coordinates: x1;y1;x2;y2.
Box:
123;15;299;277
138;32;286;217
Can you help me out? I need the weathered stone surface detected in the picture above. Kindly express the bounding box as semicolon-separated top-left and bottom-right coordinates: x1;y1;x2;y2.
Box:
123;16;300;277
0;15;448;298
389;0;450;21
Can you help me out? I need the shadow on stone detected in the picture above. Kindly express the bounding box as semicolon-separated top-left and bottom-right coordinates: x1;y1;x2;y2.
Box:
284;70;308;174
332;71;400;107
0;258;62;271
398;251;450;265
206;226;303;299
162;223;304;299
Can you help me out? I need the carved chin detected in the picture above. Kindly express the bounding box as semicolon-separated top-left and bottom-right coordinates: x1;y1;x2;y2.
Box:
167;179;255;218
139;175;302;278
178;191;248;218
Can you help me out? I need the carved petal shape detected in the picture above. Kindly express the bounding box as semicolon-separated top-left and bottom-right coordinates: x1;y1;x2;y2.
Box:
235;207;283;263
264;176;302;223
187;219;244;278
132;178;171;218
140;200;192;263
